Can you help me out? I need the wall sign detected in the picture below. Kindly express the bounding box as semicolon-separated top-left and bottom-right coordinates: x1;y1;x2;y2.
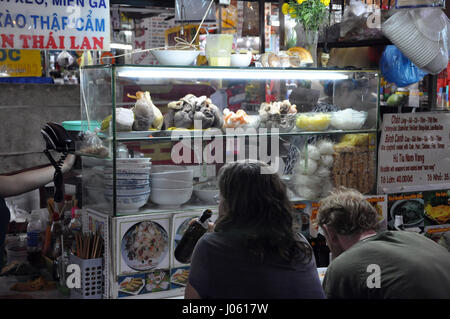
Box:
0;49;42;76
0;0;110;51
378;112;450;194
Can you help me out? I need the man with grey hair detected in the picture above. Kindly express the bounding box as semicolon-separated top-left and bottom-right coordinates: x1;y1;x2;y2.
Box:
317;187;450;299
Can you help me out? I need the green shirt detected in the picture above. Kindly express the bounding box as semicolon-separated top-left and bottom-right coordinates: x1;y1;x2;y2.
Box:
323;230;450;299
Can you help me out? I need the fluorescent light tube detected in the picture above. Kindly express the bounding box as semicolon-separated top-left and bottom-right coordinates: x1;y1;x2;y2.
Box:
117;67;350;80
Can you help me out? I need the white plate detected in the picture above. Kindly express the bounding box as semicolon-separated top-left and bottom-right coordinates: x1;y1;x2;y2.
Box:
121;221;169;271
118;277;145;295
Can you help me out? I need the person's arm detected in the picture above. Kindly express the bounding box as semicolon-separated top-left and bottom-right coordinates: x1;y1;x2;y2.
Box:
0;154;75;198
185;282;201;299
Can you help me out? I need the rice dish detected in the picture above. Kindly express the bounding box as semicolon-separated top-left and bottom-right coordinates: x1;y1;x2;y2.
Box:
124;221;168;266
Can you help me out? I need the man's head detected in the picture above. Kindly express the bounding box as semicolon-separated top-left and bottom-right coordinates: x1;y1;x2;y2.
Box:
317;187;379;258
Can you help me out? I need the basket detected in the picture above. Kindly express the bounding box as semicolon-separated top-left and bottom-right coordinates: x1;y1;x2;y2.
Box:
69;254;104;299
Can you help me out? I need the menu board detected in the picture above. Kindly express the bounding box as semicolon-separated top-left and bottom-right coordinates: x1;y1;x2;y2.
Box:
387;190;450;230
378;112;450;194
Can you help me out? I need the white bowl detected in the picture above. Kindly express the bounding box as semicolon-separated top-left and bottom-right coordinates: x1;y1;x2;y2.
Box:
230;53;252;67
105;185;150;196
151;178;193;189
193;187;219;204
150;187;193;208
104;173;150;180
150;165;194;181
151;49;200;66
105;192;150;213
104;178;150;187
104;167;151;175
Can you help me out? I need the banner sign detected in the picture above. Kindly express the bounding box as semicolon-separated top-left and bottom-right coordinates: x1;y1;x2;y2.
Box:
0;0;110;51
0;49;42;76
395;0;445;9
378;112;450;193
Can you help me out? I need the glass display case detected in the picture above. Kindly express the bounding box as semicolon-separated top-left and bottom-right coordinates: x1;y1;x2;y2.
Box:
78;65;380;298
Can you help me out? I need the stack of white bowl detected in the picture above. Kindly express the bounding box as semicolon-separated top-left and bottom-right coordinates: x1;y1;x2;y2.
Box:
382;9;449;75
150;165;194;208
103;158;152;213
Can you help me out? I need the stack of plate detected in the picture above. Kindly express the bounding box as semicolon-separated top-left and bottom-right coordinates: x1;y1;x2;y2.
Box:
150;165;194;208
103;158;152;213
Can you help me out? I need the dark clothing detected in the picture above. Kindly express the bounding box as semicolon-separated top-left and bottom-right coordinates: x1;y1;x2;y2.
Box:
0;197;10;269
323;230;450;299
189;232;326;299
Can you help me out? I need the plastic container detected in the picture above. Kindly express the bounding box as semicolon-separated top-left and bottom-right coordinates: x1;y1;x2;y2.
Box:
296;113;331;131
5;243;28;264
258;114;297;132
330;109;368;130
205;34;234;66
69;254;103;299
26;211;42;264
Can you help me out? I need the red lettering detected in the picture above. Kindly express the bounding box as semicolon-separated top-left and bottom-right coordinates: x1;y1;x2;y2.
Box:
1;34;14;48
80;37;92;50
19;35;32;48
92;36;103;50
32;35;45;49
70;36;80;49
58;36;65;49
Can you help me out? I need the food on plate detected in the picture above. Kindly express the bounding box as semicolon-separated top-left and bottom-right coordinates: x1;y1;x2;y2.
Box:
120;277;144;293
296;112;331;131
164;94;224;129
392;200;424;225
223;108;250;128
259;100;297;131
287;47;314;65
171;269;190;285
425;204;450;224
123;221;168;267
127;91;164;131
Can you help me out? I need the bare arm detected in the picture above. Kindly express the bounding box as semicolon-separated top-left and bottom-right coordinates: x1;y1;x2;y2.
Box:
184;282;201;299
0;154;75;198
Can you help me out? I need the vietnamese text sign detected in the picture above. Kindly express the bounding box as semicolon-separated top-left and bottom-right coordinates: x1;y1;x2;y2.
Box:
378;112;450;193
0;49;42;76
0;0;110;51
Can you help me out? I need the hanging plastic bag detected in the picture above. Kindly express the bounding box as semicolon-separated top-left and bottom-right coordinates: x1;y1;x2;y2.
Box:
380;45;428;87
175;0;216;23
242;2;260;36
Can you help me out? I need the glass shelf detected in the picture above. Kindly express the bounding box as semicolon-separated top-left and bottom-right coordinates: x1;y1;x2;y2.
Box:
111;128;379;142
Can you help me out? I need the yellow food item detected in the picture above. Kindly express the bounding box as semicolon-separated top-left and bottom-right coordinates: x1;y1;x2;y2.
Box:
296;113;331;131
101;114;112;131
287;47;314;64
425;204;450;224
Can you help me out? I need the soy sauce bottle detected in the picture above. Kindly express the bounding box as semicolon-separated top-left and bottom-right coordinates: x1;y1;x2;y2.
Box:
174;209;213;264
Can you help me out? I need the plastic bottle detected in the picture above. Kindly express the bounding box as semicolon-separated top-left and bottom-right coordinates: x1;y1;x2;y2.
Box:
27;211;43;265
174;209;213;264
50;213;63;259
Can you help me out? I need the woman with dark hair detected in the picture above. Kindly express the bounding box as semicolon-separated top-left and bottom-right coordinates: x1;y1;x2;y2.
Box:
185;160;325;299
